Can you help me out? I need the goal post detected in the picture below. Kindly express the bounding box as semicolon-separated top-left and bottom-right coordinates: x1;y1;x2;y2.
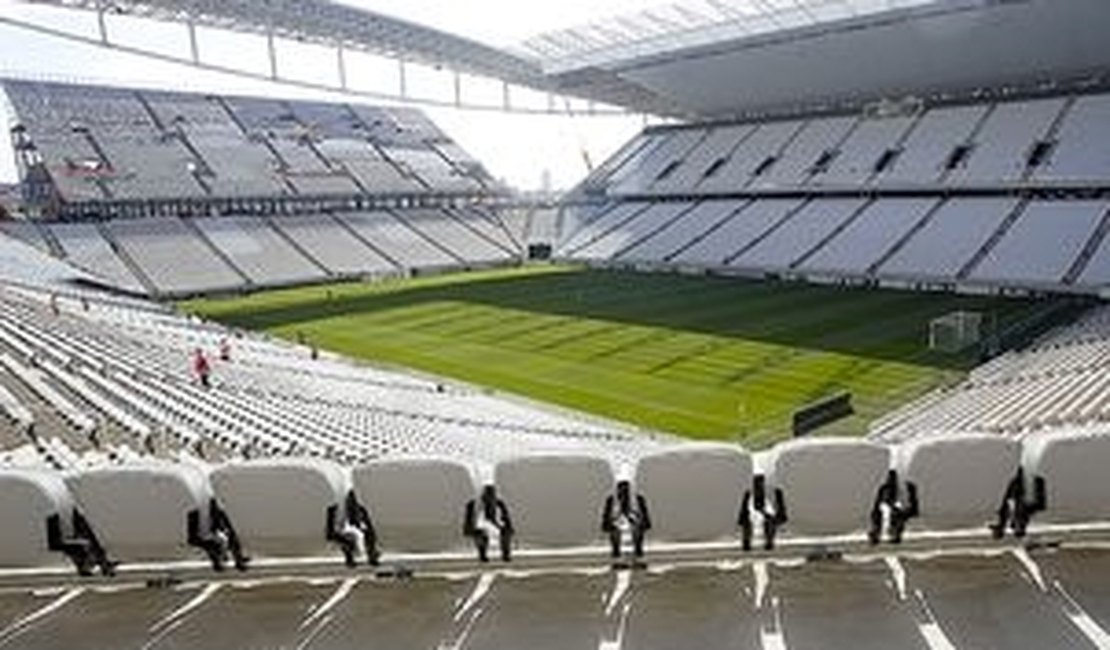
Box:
929;311;983;353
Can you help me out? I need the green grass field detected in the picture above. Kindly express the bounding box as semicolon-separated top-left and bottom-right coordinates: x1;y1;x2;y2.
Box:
182;265;1048;447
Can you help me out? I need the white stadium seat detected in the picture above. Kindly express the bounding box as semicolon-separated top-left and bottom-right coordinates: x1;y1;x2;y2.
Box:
351;457;482;559
493;454;615;555
762;438;891;547
66;463;233;567
0;469;78;568
1020;429;1110;528
893;434;1021;539
631;443;754;551
210;458;358;563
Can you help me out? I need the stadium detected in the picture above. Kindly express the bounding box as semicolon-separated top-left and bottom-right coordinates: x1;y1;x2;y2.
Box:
0;0;1108;648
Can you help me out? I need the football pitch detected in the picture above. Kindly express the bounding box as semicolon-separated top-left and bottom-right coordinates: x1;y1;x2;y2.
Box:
182;265;1048;447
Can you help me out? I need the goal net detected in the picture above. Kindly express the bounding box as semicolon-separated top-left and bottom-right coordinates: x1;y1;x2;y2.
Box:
929;311;983;353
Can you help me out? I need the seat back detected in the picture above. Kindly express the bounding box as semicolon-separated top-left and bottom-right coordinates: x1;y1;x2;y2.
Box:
351;457;478;553
1023;430;1110;524
897;435;1020;530
0;470;73;567
634;444;753;542
768;438;890;536
494;454;614;548
210;458;349;557
67;463;211;561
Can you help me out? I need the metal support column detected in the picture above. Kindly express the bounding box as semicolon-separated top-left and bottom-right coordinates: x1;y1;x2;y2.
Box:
267;29;278;80
188;21;199;64
95;0;108;44
337;44;348;90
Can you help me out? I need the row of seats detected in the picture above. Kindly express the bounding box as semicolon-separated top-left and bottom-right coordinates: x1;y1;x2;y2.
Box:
592;91;1110;196
2;79;498;203
1;209;522;297
3;431;1107;574
557;196;1110;292
873;304;1110;441
0;286;635;464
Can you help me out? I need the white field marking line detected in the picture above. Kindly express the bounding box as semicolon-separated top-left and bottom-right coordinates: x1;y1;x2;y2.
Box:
1054;580;1110;650
598;601;631;650
760;595;786;650
913;590;958;650
148;582;221;634
605;570;631;616
0;587;84;648
1012;547;1047;591
298;578;357;631
295;612;335;650
439;600;486;650
453;572;495;623
885;556;908;601
754;561;769;609
140;618;186;650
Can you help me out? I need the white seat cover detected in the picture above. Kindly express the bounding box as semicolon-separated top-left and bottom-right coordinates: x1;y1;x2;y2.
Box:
0;470;73;567
67;462;211;561
897;434;1020;530
210;458;349;557
1024;430;1110;523
768;438;890;536
495;455;614;548
634;443;753;542
352;457;478;553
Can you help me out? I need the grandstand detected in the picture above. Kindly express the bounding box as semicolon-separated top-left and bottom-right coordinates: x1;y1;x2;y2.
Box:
561;88;1110;295
0;80;525;297
0;0;1109;648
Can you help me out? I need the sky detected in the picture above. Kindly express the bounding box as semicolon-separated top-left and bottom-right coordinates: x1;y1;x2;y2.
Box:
0;0;664;190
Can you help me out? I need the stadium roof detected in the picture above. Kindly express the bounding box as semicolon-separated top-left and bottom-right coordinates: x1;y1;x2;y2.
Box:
521;0;939;73
34;0;547;85
20;0;1110;120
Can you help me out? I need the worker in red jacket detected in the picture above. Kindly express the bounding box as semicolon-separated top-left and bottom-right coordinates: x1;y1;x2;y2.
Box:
193;348;211;388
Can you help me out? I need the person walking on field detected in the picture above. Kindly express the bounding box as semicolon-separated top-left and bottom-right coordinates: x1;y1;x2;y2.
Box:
193;348;211;388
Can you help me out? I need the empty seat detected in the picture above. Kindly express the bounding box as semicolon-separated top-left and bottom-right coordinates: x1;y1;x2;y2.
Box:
350;456;483;560
761;438;891;548
1020;429;1110;529
67;462;241;569
210;459;358;563
493;454;614;556
630;443;754;553
0;469;81;568
892;435;1021;540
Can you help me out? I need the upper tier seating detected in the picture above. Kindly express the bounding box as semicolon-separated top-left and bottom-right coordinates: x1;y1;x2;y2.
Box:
3;79;498;204
590;92;1110;198
565;89;1110;295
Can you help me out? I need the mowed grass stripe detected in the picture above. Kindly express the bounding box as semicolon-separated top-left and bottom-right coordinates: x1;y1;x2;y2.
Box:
183;265;1048;445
